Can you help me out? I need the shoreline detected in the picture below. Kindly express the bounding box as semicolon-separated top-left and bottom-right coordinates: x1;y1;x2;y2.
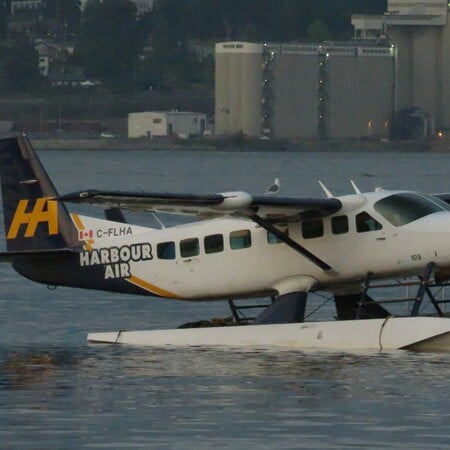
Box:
30;136;450;152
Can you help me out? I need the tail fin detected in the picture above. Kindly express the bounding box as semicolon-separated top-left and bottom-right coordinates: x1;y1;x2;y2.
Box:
0;135;78;251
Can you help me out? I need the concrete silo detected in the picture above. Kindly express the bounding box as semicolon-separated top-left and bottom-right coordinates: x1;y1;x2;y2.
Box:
215;42;263;137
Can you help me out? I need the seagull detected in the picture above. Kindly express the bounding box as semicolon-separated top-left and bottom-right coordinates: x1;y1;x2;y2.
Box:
264;178;280;194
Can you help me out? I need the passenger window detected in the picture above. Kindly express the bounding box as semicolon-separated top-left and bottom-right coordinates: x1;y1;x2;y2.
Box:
204;234;224;254
157;241;175;260
332;215;349;235
230;230;251;250
267;231;282;244
356;212;382;233
180;238;199;257
267;226;288;244
302;219;323;239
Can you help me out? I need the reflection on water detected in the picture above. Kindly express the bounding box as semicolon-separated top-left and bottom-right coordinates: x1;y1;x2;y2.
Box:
0;149;449;448
0;347;80;389
0;344;449;449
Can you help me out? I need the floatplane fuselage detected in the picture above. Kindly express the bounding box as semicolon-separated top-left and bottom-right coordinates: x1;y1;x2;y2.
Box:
48;205;450;301
1;135;450;351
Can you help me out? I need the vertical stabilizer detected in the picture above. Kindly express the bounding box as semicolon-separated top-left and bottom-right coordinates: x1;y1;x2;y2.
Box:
0;135;78;251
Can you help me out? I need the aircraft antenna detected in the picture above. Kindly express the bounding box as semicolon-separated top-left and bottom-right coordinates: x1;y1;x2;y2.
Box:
350;180;362;195
318;180;333;198
151;212;165;229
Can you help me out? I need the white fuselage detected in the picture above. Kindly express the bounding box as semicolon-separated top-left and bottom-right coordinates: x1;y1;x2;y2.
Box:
72;190;450;300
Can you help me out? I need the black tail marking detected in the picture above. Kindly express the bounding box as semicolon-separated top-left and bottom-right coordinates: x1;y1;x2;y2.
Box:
0;135;78;251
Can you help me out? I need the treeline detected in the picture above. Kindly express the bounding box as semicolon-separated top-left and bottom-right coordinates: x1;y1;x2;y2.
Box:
149;0;386;41
0;0;387;94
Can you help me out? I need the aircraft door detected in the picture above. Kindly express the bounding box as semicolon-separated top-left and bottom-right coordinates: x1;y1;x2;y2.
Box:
353;211;400;273
178;237;200;272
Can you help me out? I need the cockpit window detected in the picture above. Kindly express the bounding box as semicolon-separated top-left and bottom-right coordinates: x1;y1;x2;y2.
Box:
430;195;450;210
356;212;382;233
374;193;450;227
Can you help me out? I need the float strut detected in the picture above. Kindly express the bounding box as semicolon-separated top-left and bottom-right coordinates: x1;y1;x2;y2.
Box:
356;271;373;319
411;262;435;317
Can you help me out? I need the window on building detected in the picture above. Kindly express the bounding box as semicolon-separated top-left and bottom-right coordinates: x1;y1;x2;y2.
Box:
302;219;324;239
331;215;349;235
153;118;162;124
204;234;224;254
230;230;251;250
356;212;382;233
157;241;175;260
180;238;199;257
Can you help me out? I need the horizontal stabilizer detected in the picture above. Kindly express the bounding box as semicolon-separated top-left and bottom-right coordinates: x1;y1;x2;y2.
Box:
0;248;74;262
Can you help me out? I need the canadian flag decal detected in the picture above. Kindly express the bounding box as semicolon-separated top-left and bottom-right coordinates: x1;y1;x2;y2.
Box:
79;230;93;240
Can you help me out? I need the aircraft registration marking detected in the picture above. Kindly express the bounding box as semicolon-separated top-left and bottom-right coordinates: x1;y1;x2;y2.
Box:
95;227;133;239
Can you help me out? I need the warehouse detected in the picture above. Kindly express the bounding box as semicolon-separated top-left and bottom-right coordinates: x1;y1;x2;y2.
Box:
128;111;207;138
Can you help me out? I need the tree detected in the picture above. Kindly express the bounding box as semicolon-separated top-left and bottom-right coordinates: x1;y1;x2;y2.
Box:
139;0;203;88
41;0;81;38
2;39;44;93
148;0;386;43
0;1;8;40
75;0;141;92
306;20;332;43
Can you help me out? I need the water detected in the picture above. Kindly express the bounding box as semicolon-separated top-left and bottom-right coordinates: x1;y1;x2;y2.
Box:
0;149;449;449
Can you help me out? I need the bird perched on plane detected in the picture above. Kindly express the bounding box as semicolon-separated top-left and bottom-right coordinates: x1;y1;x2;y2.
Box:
264;178;280;194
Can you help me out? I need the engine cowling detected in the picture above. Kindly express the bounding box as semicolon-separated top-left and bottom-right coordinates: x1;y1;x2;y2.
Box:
213;191;253;211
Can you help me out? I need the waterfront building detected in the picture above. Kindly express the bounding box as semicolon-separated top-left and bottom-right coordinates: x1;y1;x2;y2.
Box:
215;41;395;139
352;0;450;129
128;111;207;138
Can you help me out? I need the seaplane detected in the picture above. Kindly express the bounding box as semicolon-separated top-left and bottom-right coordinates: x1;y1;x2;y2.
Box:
0;134;450;351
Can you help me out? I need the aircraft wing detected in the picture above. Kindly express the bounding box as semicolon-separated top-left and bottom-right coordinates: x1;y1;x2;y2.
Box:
59;190;341;271
57;189;342;221
251;195;341;220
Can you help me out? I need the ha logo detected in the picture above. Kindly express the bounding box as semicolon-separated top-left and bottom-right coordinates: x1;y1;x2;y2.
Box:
7;198;58;239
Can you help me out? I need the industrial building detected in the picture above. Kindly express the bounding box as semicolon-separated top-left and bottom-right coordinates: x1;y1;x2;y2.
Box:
128;111;207;138
352;0;450;131
215;42;396;139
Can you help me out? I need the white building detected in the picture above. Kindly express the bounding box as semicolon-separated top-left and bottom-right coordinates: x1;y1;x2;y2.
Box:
128;111;207;138
10;0;42;14
38;56;49;76
80;0;155;15
132;0;155;15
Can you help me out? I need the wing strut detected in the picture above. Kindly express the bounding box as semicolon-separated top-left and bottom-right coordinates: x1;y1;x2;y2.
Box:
249;214;333;271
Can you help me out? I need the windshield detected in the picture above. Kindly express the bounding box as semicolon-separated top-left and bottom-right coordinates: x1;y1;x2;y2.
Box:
374;193;450;227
